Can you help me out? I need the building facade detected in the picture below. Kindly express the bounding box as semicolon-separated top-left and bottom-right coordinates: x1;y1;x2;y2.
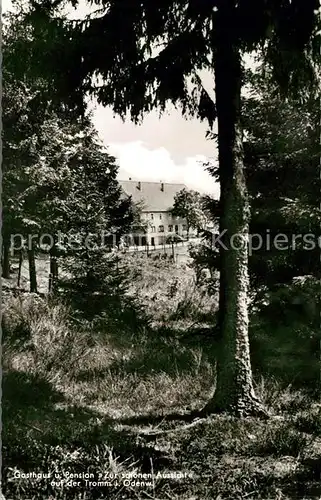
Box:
119;180;192;246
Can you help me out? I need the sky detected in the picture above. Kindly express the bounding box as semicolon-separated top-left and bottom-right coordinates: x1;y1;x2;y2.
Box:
3;0;221;196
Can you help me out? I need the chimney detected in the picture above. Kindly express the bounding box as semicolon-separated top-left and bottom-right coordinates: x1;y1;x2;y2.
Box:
137;181;141;190
129;177;132;180
160;182;164;192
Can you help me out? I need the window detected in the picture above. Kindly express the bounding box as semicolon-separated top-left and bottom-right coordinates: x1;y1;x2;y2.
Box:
159;225;164;233
151;226;156;233
159;214;162;220
168;225;173;232
150;213;154;220
175;225;179;233
182;224;187;232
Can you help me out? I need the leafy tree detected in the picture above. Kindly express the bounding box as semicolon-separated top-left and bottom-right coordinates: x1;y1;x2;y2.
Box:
172;188;206;239
13;0;320;415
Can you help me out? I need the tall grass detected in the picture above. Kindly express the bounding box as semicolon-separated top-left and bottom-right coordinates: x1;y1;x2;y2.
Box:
2;294;89;382
254;377;313;415
2;291;215;418
3;256;321;500
121;253;218;327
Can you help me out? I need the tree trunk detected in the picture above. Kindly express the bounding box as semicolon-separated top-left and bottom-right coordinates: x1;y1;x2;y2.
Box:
204;25;266;417
17;250;23;287
2;241;10;279
49;248;58;293
28;248;37;293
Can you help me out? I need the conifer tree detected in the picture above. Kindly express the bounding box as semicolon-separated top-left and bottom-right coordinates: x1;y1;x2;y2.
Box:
12;0;320;415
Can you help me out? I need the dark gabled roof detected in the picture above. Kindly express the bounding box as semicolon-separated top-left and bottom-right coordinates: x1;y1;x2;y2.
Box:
119;180;187;212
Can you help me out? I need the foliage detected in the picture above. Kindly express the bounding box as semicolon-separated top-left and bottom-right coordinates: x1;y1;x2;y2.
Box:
8;0;320;415
2;18;52;245
243;69;321;289
171;188;207;237
191;63;321;294
41;126;146;326
250;276;321;391
9;1;319;120
3;12;138;312
3;5;321;498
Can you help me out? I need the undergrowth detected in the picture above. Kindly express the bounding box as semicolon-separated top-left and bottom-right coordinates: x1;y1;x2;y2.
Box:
2;258;321;500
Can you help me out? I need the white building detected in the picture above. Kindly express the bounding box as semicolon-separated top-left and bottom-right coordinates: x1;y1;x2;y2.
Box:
119;180;194;246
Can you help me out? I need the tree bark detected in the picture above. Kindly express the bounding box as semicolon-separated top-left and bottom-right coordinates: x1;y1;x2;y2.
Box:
17;250;23;287
28;248;37;293
204;22;266;417
49;247;59;293
2;241;10;279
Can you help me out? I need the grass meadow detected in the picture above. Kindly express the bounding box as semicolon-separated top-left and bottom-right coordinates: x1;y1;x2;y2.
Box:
2;253;321;499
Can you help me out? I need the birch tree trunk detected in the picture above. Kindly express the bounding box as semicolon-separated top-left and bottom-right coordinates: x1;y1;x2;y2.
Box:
204;23;267;417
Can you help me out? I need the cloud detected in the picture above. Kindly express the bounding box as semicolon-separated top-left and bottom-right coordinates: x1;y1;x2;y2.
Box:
110;141;219;197
91;103;217;164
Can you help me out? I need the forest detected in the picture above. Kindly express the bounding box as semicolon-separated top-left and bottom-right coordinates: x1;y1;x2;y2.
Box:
2;1;321;499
